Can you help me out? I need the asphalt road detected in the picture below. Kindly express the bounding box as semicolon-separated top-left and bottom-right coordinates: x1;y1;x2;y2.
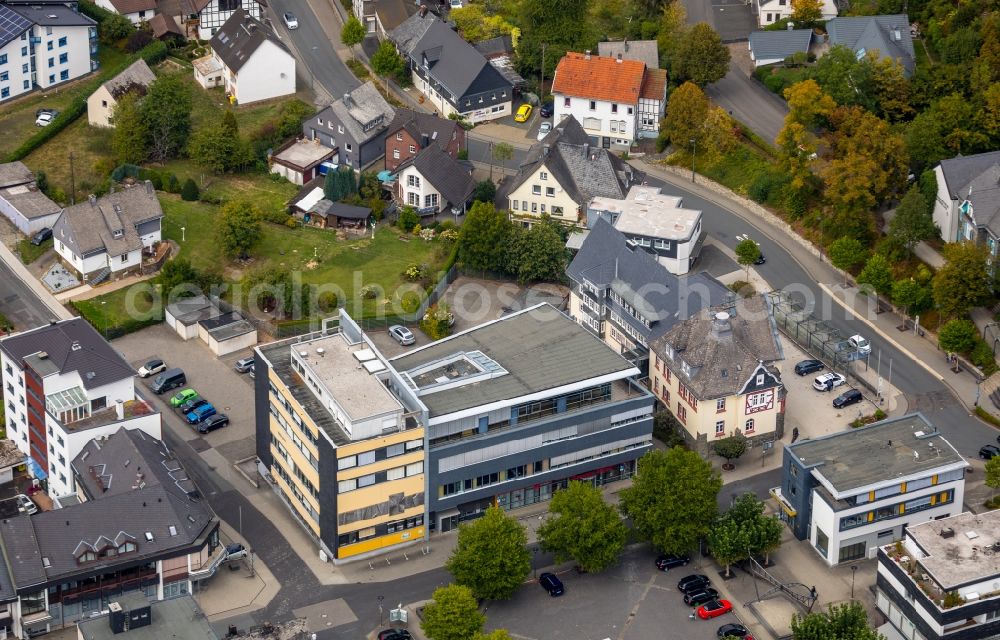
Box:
0;258;60;329
705;70;788;144
467;137;530;173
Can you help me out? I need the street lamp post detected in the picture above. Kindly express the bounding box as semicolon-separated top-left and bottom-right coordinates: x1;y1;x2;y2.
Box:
851;565;858;599
377;595;384;627
690;138;696;183
101;300;107;338
180;226;186;242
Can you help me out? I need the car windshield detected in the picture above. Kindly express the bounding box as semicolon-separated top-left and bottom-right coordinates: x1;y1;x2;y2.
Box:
857;338;869;348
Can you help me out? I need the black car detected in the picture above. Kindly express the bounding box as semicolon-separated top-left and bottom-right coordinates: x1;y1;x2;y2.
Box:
833;388;863;408
718;623;753;639
377;630;412;640
30;227;52;246
754;253;766;265
655;554;690;571
198;413;230;434
980;444;1000;460
794;359;824;376
179;397;208;414
678;574;711;594
684;587;720;606
539;572;564;596
539;101;553;118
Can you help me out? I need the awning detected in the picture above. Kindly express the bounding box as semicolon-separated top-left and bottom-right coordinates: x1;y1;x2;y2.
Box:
770;486;796;517
26;456;47;480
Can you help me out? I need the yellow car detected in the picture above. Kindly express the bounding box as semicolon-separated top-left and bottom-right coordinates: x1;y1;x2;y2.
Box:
514;103;532;123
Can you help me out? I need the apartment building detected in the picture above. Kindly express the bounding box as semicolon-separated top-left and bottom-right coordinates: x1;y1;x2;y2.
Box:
778;413;966;567
876;510;1000;640
0;318;161;498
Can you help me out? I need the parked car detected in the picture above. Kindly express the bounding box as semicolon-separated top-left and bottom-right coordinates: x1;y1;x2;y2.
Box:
655;554;690;571
514;103;533;123
138;358;166;378
234;357;255;373
718;623;753;639
389;325;415;346
377;630;412;640
697;600;733;620
152;368;186;394
248;365;255;379
225;543;248;560
678;574;711;594
283;11;298;28
539;572;564;596
179;397;209;415
169;388;198;407
16;494;37;515
833;388;864;408
537;121;552;141
35;111;57;126
539;101;553;118
684;588;721;606
30;227;52;246
980;444;1000;460
848;334;871;355
813;372;846;391
794;359;824;376
198;413;230;434
185;403;216;425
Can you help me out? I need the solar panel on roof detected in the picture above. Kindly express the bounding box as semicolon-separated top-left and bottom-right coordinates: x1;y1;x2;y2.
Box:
0;6;33;49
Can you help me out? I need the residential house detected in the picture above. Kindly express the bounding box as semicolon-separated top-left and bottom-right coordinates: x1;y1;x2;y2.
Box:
876;510;1000;640
0;161;60;235
373;0;419;39
94;0;156;24
0;426;222;638
148;14;184;41
648;295;784;453
390;8;513;123
931;151;1000;251
596;39;659;70
778;413;966;567
301;82;395;170
472;35;526;90
826;14;915;75
86;59;156;127
0;3;98;104
193;0;263;37
566;218;731;369
587;185;705;275
193;9;295;105
551;50;667;148
505;116;640;227
384;108;464;171
394;145;475;214
269;138;338;185
0;317;162;498
0;439;24;485
753;0;837;27
748;29;814;67
253;304;654;559
52;181;163;283
77;595;220;640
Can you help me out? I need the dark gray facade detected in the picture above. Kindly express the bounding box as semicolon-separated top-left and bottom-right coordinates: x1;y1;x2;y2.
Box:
780;447;816;541
253;356;273;470
301;112;388;169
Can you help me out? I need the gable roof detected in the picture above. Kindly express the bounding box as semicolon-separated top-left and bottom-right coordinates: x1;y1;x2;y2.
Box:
474;35;513;58
826;14;914;74
101;59;156;100
650;295;784;400
397;145;475;207
749;29;813;61
389;8;436;56
566;218;732;343
316;81;395;145
639;67;667;100
0;317;135;388
373;0;418;33
939;152;1000;237
52;183;163;258
210;8;290;73
104;0;156;14
552;52;647;104
0;161;34;189
597;40;659;70
385;108;461;151
148;13;183;38
0;5;33;49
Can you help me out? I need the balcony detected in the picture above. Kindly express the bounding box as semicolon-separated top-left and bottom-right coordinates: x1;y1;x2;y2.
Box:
880;543;1000;613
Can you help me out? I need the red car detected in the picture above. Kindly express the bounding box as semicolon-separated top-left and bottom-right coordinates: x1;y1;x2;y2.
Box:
697;599;733;620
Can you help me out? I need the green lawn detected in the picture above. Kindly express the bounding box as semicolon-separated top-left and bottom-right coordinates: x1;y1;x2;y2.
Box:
72;285;163;337
17;238;52;265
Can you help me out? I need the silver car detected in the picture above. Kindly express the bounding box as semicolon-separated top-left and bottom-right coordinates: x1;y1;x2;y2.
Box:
234;357;255;373
283;11;298;29
389;325;415;346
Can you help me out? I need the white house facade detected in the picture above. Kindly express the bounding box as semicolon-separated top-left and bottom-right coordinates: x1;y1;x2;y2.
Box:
200;9;295;105
752;0;837;27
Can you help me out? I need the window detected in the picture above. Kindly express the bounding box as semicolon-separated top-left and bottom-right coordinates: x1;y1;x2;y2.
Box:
539;171;547;180
677;403;687;424
338;125;344;133
745;418;755;432
0;71;6;81
357;474;376;488
21;47;27;57
387;466;405;481
1;87;9;99
407;174;421;188
628;106;634;115
815;528;829;558
408;144;415;153
0;54;6;64
563;97;570;107
512;200;519;210
338;455;356;470
589;100;596;110
553;206;563;214
386;443;404;458
345;143;352;152
610;121;618;133
521;200;527;210
756;373;765;386
22;63;28;73
611;104;618;113
338;478;356;493
532;185;541;195
531;202;537;213
48;41;53;51
393;149;399;159
406;461;423;476
540;204;545;213
357;451;376;466
48;58;54;68
715;420;725;435
507;464;526;479
58;36;67;47
716;398;726;412
407;192;420;206
58;53;67;64
838;541;866;563
396;132;403;141
424;193;438;208
48;74;55;84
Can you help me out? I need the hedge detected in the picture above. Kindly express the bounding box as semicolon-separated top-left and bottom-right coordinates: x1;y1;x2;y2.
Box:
5;40;168;163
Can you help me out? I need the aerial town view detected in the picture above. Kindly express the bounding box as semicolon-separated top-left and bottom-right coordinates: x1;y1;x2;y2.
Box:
0;0;997;637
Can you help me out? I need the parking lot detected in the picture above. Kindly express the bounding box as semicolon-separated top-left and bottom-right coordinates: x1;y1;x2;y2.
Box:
483;545;741;640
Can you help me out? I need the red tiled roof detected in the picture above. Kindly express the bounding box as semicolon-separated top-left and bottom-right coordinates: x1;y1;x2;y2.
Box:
551;52;646;104
640;68;667;100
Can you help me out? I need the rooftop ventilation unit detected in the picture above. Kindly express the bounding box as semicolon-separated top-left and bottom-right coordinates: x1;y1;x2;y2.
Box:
940;527;954;538
316;348;325;357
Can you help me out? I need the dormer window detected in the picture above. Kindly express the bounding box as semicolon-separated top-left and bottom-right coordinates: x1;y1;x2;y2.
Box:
118;541;136;554
681;361;691;376
756;373;765;386
77;550;96;563
113;229;123;238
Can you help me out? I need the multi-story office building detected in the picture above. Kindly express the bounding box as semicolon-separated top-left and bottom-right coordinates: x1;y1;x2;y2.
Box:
254;305;655;561
0;318;161;498
876;510;1000;640
778;413;965;567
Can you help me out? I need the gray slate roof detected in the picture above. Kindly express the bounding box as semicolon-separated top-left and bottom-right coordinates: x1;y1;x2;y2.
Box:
78;596;218;640
0;317;135;390
826;14;915;74
651;295;784;400
597;39;659;69
397;145;475;207
101;59;155;99
390;303;634;418
566;218;732;343
939;151;1000;236
0;161;34;189
749;29;813;61
474;35;513;58
165;294;217;325
210;8;290;73
326;201;372;220
389;9;436;56
8;3;96;27
385;108;461;152
316;81;395;146
53;182;163;258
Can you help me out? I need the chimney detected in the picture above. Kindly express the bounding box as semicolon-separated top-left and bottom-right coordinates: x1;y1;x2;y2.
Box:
343;92;351;107
711;311;733;340
115;400;124;420
624;39;629;52
543;143;550;156
421;133;429;147
787;21;794;30
144;179;153;194
584;50;591;60
616;53;623;63
583;142;589;158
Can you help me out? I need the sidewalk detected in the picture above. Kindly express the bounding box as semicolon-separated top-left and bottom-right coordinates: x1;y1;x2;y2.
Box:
0;234;72;321
53;271;156;301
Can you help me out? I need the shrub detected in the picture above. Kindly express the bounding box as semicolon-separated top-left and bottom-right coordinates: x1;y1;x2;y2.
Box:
125;29;153;53
403;264;426;281
438;220;455;232
938;318;978;355
398;207;419;232
652;411;686;449
970;340;998;376
149;173;163;191
360;284;378;299
420;304;453;340
262;208;291;224
317;291;339;312
166;174;180;193
180;178;199;201
728;280;755;297
284;217;297;229
400;291;421;313
457;149;469;160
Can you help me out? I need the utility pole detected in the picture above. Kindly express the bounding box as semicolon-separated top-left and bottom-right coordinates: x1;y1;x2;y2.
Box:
540;43;547;97
69;151;76;204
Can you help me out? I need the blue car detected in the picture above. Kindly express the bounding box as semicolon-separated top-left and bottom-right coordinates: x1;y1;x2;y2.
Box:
185;403;216;425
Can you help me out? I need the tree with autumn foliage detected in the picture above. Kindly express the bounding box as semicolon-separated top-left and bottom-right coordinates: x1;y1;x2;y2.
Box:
659;81;709;150
776;80;835;197
784;79;836;129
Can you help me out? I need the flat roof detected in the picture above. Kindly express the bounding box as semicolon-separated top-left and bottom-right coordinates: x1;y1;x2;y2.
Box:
77;595;218;640
390;303;635;419
0;185;60;219
907;511;1000;590
209;319;256;342
273;139;336;170
590;185;701;241
787;413;964;495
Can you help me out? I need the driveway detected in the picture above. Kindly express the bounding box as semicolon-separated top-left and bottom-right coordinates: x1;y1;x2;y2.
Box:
705;67;788;145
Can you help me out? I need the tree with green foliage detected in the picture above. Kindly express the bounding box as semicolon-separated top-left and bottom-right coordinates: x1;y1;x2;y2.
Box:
827;237;868;280
397;206;420;232
537;481;626;573
100;13;134;43
421;584;484;640
449;5;514;42
180;178;199;201
813;46;875;112
473;631;513;640
708;493;783;575
141;74;192;162
707;511;749;577
323;168;342;202
458;202;513;273
735;238;761;278
857;254;893;297
656;2;688;75
619;448;721;556
889;187;937;254
156;257;201;296
445;505;530;600
986;456;1000;499
371;39;404;91
510;221;567;284
713;433;748;466
216;200;263;258
791;602;883;640
472;180;497;204
672;23;730;86
187;122;253;173
516;0;596;83
341;16;366;57
938;318;978;355
933;242;992;318
492;142;514;176
892;278;931;318
110;93;149;164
